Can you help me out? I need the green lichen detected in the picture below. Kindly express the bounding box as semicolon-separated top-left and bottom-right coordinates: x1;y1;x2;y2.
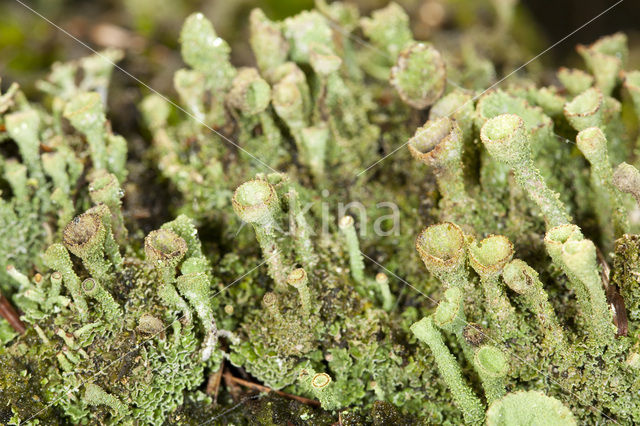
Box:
2;1;640;424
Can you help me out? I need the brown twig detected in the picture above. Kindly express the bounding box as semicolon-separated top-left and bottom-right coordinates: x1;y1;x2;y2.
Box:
223;371;320;407
206;365;225;405
0;291;26;334
223;369;241;402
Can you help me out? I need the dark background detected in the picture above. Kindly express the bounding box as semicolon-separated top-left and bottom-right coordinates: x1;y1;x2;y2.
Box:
522;0;639;59
0;0;638;94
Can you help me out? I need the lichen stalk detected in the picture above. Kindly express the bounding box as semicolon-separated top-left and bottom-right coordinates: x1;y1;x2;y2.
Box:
338;215;366;285
233;180;290;289
286;189;318;269
374;272;394;311
89;171;127;242
63;91;108;171
411;316;485;424
473;345;508;404
503;259;568;356
62;210;111;281
561;240;615;344
613;162;640;207
480;114;572;228
43;243;88;317
433;287;474;363
408;117;472;222
81;278;121;323
144;228;191;321
287;268;311;318
468;235;519;339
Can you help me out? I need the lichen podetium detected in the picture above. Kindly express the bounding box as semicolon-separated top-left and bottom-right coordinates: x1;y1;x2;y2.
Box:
2;1;640;424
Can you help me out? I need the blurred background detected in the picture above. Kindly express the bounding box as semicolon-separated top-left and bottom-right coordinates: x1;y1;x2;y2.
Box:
0;0;639;128
2;0;639;83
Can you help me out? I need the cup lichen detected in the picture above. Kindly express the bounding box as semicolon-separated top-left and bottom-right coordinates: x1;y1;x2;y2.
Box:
2;2;640;424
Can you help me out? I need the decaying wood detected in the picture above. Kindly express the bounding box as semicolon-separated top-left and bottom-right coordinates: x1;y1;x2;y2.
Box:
596;247;628;337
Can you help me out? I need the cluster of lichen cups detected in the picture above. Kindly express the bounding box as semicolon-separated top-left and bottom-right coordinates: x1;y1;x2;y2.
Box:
405;100;639;423
4;165;220;422
4;1;640;423
398;34;640;421
411;219;582;424
227;159;597;424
